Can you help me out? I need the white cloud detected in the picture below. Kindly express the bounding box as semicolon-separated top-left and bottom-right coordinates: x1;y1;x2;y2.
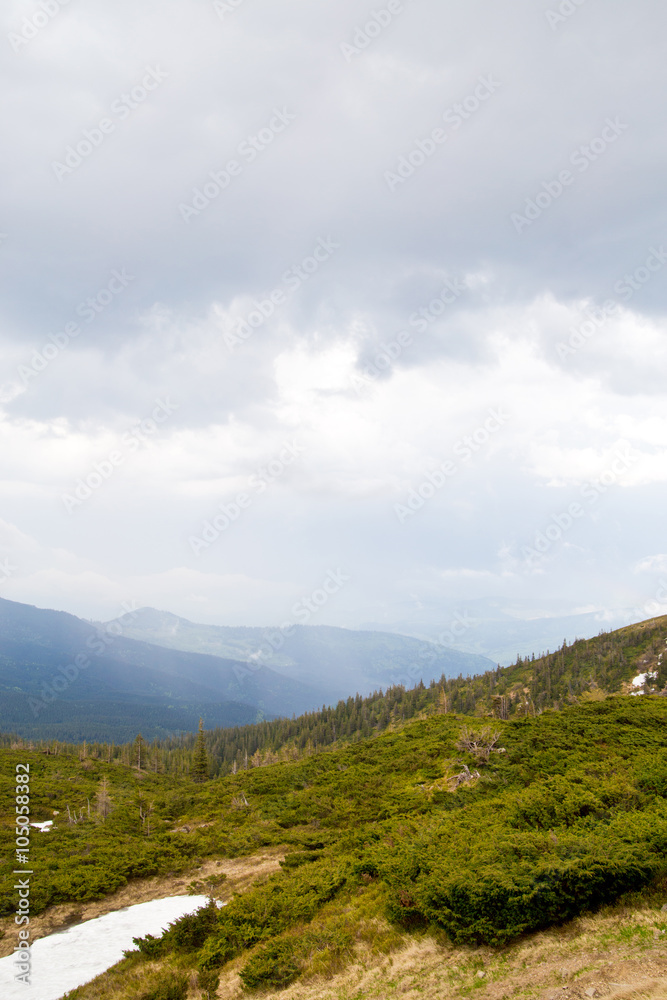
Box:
634;554;667;575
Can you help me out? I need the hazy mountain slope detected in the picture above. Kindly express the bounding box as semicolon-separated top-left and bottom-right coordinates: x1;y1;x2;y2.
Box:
102;608;496;700
0;597;324;740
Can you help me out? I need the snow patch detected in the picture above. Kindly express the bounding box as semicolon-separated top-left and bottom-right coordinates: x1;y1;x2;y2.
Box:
631;671;657;688
0;894;213;1000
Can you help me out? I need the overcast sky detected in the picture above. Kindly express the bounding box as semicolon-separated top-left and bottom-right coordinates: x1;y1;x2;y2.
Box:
0;0;666;633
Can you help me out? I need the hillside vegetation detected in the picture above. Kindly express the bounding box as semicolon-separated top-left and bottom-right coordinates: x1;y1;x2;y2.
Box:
7;613;662;777
2;615;667;997
3;697;667;996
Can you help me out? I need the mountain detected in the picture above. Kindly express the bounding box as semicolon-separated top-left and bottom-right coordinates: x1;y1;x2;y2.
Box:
100;606;496;701
126;611;667;776
0;597;495;744
0;597;323;742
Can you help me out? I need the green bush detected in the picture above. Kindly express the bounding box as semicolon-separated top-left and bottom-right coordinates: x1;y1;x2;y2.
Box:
129;932;166;959
164;899;220;951
383;830;657;945
198;861;348;969
239;939;299;991
53;866;127;902
636;754;667;797
138;970;188;1000
507;771;640;830
131;900;220;959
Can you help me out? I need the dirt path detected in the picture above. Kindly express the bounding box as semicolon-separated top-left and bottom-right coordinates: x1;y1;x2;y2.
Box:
0;847;284;959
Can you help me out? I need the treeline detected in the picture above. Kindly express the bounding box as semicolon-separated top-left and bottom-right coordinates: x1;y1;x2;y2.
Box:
165;615;667;775
2;615;666;777
0;680;484;775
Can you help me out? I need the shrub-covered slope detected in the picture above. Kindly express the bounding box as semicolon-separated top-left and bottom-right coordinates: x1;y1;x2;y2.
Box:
3;695;667;996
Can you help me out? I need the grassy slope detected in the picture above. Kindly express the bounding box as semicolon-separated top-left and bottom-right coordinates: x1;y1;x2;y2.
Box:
3;694;667;998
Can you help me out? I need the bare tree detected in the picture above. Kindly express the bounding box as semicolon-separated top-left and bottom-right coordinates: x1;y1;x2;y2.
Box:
491;694;509;720
447;763;481;789
96;777;112;820
138;799;155;835
455;726;506;764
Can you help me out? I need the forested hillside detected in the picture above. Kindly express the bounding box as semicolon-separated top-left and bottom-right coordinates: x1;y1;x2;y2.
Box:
5;613;663;778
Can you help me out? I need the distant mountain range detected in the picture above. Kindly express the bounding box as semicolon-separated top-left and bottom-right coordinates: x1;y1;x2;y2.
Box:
0;598;494;742
0;596;320;742
101;606;495;706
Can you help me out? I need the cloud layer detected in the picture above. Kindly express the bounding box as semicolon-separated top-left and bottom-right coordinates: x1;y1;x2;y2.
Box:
1;0;666;628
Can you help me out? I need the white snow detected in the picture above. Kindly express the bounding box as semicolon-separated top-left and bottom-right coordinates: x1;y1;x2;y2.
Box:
0;894;212;1000
631;671;657;688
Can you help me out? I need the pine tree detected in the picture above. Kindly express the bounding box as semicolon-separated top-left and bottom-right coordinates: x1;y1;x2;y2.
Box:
191;718;209;782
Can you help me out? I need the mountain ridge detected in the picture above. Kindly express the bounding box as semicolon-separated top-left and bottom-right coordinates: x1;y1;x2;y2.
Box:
0;596;321;741
0;597;494;742
101;605;496;701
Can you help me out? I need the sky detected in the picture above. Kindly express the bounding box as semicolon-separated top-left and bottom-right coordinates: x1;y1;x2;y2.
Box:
0;0;666;635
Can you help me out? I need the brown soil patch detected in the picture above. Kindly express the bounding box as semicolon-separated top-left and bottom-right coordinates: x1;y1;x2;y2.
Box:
0;847;284;959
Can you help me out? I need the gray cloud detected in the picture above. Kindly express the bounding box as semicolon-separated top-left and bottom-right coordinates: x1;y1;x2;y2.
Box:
1;0;666;630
